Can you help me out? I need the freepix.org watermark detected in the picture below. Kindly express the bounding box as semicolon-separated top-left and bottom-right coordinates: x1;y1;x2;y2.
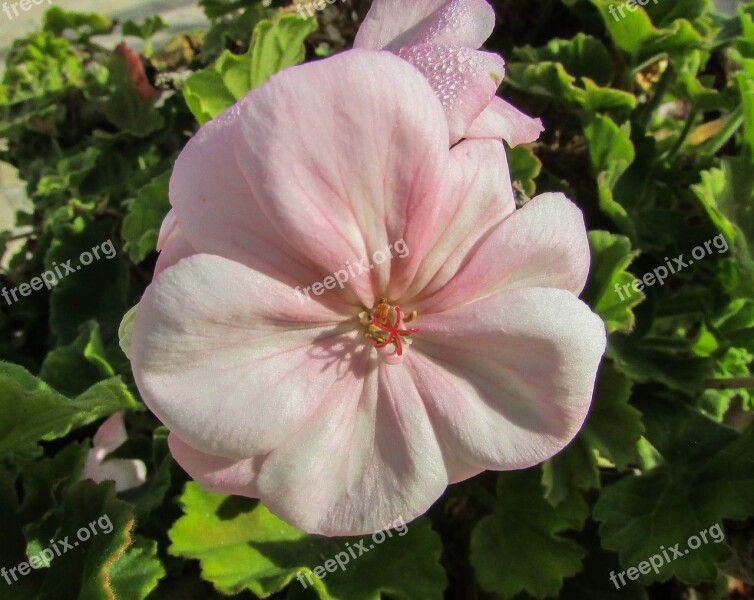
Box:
1;514;113;585
2;0;53;21
609;522;725;588
2;239;116;306
294;239;409;302
615;234;728;301
608;0;660;22
296;516;408;589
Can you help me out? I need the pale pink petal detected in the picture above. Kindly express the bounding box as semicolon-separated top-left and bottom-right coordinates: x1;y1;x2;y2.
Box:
409;287;606;471
169;102;325;293
255;359;449;536
156;209;178;252
466;96;544;146
412;192;591;314
92;412;127;454
132;253;363;460
83;454;147;492
153;228;195;279
387;138;514;299
168;433;261;497
397;44;504;145
354;0;494;51
232;50;453;307
84;413;147;492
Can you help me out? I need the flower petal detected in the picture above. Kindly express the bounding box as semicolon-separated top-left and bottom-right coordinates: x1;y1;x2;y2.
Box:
83;454;147;492
413;192;591;314
466;96;544;146
397;44;504;145
132;253;362;460
156;209;178;252
354;0;495;51
92;412;127;454
388;138;514;299
153;227;195;279
169;102;324;290
168;432;261;497
409;287;606;471
232;50;452;307
255;359;449;536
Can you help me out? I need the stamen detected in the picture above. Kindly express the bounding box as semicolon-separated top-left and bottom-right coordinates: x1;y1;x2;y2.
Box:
364;302;419;357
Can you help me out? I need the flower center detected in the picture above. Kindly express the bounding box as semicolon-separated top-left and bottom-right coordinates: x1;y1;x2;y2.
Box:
361;299;419;358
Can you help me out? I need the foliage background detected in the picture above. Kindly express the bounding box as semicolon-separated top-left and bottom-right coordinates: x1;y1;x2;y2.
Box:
1;0;754;598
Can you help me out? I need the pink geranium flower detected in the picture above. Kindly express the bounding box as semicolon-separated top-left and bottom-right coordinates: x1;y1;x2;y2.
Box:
131;50;605;536
354;0;544;145
83;412;147;492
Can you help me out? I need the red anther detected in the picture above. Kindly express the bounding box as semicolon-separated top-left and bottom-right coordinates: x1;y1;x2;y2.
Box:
371;307;419;356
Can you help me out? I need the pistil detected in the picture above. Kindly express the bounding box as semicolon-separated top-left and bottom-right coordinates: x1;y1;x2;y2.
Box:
362;299;419;358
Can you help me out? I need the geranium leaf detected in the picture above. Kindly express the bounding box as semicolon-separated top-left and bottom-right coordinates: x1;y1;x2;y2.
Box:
169;482;447;599
0;362;137;457
593;399;749;584
470;469;588;599
122;172;171;264
183;14;316;124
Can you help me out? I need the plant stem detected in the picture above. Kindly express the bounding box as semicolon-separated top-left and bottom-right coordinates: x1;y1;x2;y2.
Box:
636;63;676;129
705;377;754;390
667;107;698;161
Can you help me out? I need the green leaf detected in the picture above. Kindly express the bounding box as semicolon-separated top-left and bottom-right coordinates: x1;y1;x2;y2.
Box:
36;147;101;198
118;305;138;360
691;156;754;296
0;470;39;600
122;16;168;42
20;442;89;557
645;0;710;28
43;7;113;37
542;360;642;505
563;553;649;598
45;218;131;345
0;362;138;457
36;480;136;600
109;536;165;599
588;0;703;65
582;360;643;470
169;483;447;599
735;68;754;160
120;17;168;59
182;68;237;125
39;322;114;397
593;399;748;584
608;333;715;394
248;15;317;88
583;231;643;333
512;33;615;86
184;14;317;124
715;298;754;354
542;438;599;506
506;59;635;114
0;475;136;599
698;346;753;418
470;469;588;599
560;525;648;599
582;115;637;241
1;30;95;103
122;172;171;263
505;33;635;114
104;52;163;137
508;143;542;196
